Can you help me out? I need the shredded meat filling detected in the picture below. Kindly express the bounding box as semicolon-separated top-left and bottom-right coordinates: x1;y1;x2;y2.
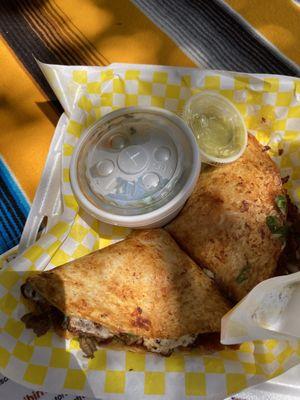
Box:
21;305;64;337
21;283;197;357
78;336;98;358
67;316;114;340
21;312;51;337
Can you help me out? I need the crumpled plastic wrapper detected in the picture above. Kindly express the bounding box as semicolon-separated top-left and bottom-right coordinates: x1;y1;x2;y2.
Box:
222;271;300;344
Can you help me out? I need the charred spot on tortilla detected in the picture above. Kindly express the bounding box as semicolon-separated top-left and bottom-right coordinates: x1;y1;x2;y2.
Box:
131;307;143;317
262;145;271;152
131;315;151;330
240;200;249;212
281;175;290;184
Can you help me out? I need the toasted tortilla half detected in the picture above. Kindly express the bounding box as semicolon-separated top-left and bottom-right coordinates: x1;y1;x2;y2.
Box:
27;229;230;339
166;134;286;301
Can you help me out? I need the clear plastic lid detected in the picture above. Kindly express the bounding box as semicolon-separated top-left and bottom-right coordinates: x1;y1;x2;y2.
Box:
75;108;196;217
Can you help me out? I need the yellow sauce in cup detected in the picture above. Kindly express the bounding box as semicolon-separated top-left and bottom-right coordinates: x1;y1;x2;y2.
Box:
184;92;247;163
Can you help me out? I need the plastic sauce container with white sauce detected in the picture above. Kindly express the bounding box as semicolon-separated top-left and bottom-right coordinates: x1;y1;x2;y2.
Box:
70;107;200;228
183;91;247;164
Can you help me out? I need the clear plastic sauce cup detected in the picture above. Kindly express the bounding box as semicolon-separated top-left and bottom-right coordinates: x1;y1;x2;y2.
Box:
183;91;247;165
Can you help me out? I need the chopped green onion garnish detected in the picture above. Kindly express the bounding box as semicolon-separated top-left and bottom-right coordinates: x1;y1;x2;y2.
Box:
266;215;288;237
235;265;251;284
275;195;287;215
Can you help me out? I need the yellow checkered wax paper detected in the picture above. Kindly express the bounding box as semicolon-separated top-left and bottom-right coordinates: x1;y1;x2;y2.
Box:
1;63;300;399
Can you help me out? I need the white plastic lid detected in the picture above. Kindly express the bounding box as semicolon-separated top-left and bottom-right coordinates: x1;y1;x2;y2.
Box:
70;107;200;227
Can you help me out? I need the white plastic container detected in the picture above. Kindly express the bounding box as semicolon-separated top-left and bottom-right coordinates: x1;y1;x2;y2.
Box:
70;107;200;228
183;91;247;164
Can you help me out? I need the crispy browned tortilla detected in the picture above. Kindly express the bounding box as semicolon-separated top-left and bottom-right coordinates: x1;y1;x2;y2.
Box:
22;229;230;356
166;134;286;301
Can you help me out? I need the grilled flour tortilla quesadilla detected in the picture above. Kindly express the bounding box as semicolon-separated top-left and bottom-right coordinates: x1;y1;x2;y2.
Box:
21;229;230;357
166;134;286;302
